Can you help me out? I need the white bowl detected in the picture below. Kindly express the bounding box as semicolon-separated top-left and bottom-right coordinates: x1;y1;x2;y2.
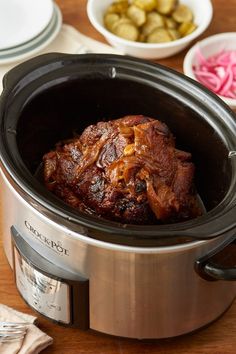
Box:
87;0;213;59
183;32;236;109
0;0;54;50
0;4;62;65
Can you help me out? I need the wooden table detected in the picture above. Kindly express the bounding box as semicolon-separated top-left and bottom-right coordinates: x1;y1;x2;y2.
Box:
1;0;236;353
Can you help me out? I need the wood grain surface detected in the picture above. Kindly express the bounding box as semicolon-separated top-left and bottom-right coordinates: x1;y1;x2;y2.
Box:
1;0;236;353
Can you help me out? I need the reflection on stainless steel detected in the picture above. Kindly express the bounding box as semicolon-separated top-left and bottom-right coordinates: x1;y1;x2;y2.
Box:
229;151;236;158
88;242;236;338
13;246;71;324
18;255;61;294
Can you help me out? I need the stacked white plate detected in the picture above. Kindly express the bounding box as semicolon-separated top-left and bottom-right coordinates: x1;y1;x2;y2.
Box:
0;0;62;64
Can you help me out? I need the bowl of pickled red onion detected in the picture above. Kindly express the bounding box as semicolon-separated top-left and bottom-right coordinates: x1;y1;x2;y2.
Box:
183;32;236;109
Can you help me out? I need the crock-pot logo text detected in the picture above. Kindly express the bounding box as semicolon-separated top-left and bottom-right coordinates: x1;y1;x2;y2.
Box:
24;221;69;256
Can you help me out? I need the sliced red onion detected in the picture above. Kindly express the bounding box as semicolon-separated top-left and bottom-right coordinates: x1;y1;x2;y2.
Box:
193;47;236;99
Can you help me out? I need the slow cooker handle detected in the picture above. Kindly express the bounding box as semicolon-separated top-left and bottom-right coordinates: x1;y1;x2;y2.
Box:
2;53;71;92
196;238;236;281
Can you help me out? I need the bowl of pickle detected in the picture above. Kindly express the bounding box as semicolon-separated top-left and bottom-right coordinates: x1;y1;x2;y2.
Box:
87;0;213;59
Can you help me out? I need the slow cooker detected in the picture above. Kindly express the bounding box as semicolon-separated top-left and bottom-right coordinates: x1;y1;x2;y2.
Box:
0;53;236;339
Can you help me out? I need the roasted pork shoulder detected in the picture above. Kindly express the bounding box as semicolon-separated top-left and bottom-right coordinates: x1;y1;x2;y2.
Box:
43;115;202;224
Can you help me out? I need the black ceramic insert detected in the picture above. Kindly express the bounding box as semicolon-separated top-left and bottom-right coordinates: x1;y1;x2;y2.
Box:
0;54;236;246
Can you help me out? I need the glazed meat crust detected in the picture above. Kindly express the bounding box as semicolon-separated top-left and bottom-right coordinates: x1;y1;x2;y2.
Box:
43;115;202;224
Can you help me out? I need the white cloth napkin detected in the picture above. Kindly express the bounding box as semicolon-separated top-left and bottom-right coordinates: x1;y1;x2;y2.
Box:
0;304;53;354
0;24;122;92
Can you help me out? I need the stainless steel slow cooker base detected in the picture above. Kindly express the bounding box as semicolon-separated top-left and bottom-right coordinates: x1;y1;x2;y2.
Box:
1;170;236;339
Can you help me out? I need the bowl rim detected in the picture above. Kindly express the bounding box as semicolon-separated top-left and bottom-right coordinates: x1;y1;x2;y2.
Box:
183;32;236;107
87;0;213;49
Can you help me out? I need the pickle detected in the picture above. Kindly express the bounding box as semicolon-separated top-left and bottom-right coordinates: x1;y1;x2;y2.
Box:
165;17;177;29
141;11;164;36
147;11;165;26
142;21;162;37
133;0;157;12
178;22;197;36
106;1;129;14
112;17;133;31
113;22;139;41
138;33;146;42
172;4;193;23
104;13;120;32
127;5;146;27
147;28;172;43
156;0;177;15
104;0;196;43
120;13;131;19
168;28;181;40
